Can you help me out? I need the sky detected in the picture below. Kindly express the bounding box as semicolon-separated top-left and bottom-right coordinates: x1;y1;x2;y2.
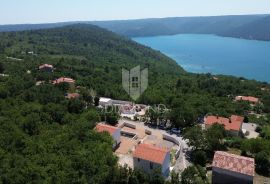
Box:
1;0;270;25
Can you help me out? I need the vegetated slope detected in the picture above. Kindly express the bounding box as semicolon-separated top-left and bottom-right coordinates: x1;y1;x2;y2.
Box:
0;24;185;183
0;24;270;183
93;15;270;40
0;24;183;100
223;16;270;40
1;14;270;40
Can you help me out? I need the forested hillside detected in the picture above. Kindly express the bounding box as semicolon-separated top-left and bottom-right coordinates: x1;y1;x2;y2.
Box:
93;15;270;40
1;14;270;41
0;24;270;183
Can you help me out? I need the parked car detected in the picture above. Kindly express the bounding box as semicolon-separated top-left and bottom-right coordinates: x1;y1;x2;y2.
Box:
158;124;166;130
170;128;181;136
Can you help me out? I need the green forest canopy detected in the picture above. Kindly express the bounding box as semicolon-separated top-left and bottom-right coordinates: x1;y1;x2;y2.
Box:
0;24;270;183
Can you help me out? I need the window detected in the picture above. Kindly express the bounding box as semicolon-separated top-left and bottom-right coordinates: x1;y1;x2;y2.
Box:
132;77;138;82
131;77;139;88
150;162;153;170
132;83;139;88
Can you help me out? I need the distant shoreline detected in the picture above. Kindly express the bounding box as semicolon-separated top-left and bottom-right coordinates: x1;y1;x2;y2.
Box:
133;33;270;42
1;14;270;41
133;34;270;83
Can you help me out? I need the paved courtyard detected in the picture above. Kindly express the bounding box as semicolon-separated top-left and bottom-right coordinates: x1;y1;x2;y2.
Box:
143;135;174;149
115;119;190;173
115;136;137;154
242;123;259;139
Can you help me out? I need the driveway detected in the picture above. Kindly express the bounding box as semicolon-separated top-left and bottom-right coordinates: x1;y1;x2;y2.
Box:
242;123;259;139
118;119;191;172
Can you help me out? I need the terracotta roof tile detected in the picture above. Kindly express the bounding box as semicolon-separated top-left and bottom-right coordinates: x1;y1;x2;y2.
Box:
213;151;255;176
205;115;243;131
133;144;169;164
53;77;75;84
66;93;80;99
95;124;119;135
39;64;53;69
235;96;259;103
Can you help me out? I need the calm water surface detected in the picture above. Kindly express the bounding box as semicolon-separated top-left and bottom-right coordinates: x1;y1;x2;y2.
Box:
133;34;270;83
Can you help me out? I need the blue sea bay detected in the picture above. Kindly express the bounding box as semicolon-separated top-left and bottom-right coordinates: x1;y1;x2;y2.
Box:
133;34;270;83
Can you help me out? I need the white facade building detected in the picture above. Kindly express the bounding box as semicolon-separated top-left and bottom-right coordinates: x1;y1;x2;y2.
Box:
133;143;170;176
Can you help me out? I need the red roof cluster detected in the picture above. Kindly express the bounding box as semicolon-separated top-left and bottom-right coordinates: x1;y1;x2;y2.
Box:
133;144;169;164
53;77;75;84
95;124;119;135
205;115;244;131
213;151;255;176
39;64;53;69
65;93;80;99
235;96;259;103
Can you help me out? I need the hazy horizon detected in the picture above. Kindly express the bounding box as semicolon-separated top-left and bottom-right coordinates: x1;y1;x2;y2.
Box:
1;0;270;25
1;13;270;26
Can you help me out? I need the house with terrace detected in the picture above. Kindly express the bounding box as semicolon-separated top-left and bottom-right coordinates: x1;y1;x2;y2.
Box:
133;143;170;176
204;115;244;136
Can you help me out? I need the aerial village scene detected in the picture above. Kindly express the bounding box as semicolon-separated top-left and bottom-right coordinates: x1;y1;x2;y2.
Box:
30;62;267;184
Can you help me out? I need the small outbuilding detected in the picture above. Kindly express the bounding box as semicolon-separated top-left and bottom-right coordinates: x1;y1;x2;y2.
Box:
212;151;255;184
99;97;112;107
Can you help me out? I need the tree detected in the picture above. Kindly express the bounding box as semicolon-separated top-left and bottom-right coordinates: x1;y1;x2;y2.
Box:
170;107;196;129
170;171;181;184
81;109;100;123
192;150;207;167
0;86;8;99
206;124;226;152
145;106;159;125
22;113;41;136
67;98;85;114
149;168;165;184
0;62;4;73
102;106;119;126
80;88;93;106
183;126;206;151
243;116;249;123
94;96;100;107
255;151;270;175
42;103;66;123
240;138;270;155
181;165;208;184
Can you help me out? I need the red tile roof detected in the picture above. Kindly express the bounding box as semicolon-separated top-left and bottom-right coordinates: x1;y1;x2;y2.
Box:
53;77;75;84
95;124;119;135
66;93;80;99
39;64;53;69
213;151;255;176
205;115;243;131
133;144;169;164
235;96;259;103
